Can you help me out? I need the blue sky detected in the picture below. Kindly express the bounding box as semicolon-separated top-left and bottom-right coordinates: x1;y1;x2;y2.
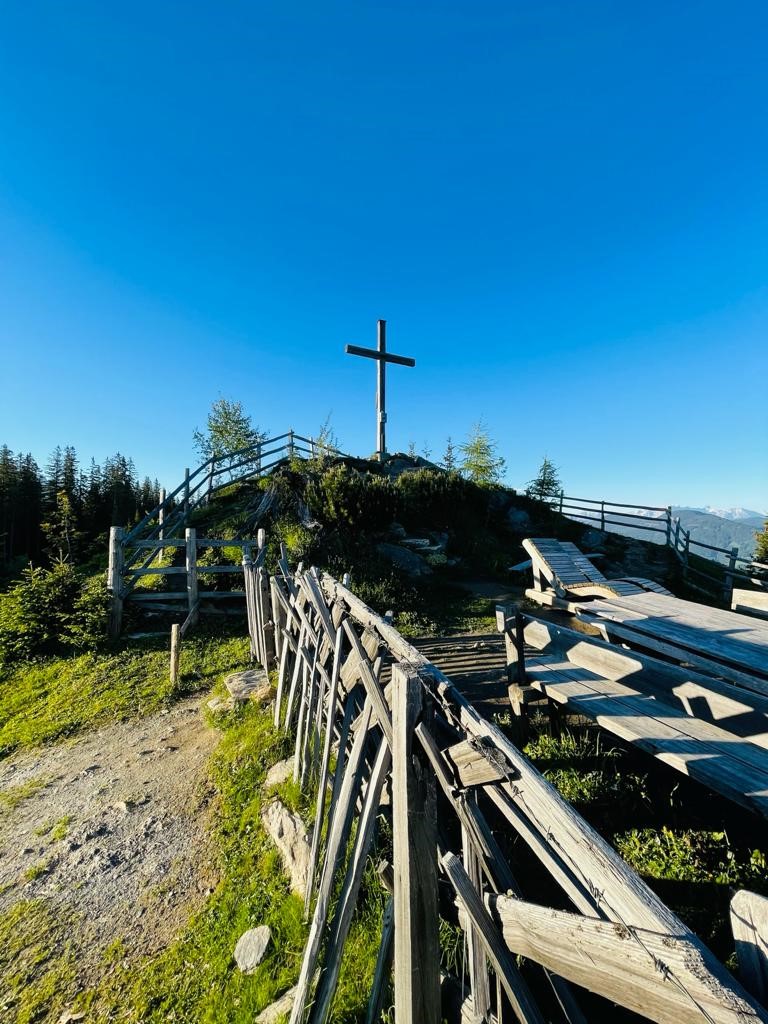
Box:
0;1;766;510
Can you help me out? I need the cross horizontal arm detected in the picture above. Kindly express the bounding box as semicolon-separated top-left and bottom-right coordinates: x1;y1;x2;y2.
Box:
345;344;416;368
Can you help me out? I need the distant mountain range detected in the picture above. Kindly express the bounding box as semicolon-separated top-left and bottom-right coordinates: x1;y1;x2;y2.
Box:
567;504;766;564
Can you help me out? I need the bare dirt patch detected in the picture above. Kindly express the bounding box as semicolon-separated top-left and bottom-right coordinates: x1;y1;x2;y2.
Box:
0;694;219;981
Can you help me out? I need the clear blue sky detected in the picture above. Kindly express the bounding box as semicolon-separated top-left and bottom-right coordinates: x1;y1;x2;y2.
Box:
1;1;766;510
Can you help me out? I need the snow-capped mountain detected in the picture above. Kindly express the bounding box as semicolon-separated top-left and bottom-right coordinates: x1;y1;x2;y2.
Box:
694;507;767;521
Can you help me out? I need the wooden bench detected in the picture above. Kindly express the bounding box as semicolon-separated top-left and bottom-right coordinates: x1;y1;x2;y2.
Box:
733;589;768;622
522;538;671;600
497;610;768;817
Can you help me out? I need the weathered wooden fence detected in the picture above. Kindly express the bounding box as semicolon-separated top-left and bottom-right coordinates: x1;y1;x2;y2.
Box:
554;493;765;601
106;431;342;636
244;554;768;1024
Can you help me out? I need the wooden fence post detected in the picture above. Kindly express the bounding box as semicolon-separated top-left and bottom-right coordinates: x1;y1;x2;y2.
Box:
288;429;295;459
184;468;190;513
600;500;606;532
258;567;275;667
157;488;165;564
185;528;199;626
674;516;681;552
665;505;672;547
392;663;441;1024
725;546;739;603
170;623;181;688
107;526;125;638
207;459;215;503
558;489;564;514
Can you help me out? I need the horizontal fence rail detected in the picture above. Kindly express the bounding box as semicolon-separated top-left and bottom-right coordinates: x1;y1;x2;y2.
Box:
552;491;766;603
239;552;768;1024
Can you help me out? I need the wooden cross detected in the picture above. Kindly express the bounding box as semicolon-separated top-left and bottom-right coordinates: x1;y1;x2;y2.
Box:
345;320;416;460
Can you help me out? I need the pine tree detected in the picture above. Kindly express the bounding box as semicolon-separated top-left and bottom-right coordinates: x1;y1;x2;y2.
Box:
527;457;562;502
193;398;264;476
422;442;432;460
407;440;417;459
62;446;80;509
42;489;78;562
459;423;506;485
755;521;768;564
442;437;457;472
0;445;19;564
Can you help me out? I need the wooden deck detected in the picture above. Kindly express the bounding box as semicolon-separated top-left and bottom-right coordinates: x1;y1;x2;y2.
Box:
576;592;768;693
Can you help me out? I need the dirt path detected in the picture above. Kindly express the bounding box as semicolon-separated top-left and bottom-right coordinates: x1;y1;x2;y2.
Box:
0;695;219;980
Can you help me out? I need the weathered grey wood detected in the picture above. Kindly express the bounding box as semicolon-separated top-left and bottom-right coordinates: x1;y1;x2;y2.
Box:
259;567;276;667
733;589;768;621
169;623;180;687
304;625;344;917
157;487;165;563
129;565;188;577
462;816;491;1020
365;896;394;1024
489;894;767;1024
310;738;392;1024
185;528;199;627
179;601;199;638
284;623;307;729
448;739;507;787
513;614;768;745
289;700;373;1024
274;627;292;727
731;889;768;1005
441;852;544;1024
391;665;441;1024
107;526;125;637
342;619;393;748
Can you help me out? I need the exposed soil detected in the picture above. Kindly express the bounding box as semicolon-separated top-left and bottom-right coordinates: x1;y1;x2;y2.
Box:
0;695;219;982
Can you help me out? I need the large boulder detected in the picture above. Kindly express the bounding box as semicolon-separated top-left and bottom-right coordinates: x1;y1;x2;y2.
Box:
376;542;432;577
261;800;311;897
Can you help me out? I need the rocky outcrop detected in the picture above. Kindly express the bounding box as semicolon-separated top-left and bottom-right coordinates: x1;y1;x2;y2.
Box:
261;800;311;897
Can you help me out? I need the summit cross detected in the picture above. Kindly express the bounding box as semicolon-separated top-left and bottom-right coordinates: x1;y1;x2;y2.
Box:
345;319;416;460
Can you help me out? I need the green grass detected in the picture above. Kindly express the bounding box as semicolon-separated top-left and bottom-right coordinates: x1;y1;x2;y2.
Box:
0;629;250;758
0;901;78;1024
0;776;51;816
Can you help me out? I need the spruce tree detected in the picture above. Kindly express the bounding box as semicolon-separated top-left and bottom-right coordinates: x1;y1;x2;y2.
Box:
442;437;457;472
193;398;264;476
527;457;562;502
459;423;506;485
755;521;768;564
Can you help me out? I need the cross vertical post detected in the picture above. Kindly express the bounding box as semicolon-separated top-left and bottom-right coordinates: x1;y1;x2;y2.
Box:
377;319;386;458
345;319;415;461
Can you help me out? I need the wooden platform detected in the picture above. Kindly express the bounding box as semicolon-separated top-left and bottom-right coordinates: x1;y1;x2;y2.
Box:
575;591;768;694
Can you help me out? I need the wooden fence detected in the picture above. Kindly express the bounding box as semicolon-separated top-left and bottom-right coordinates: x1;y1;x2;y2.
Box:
106;431;343;636
555;493;766;601
243;554;768;1024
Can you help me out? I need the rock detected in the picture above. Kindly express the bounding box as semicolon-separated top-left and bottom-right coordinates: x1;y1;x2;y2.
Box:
224;668;269;702
256;985;298;1023
376;542;432;577
248;683;276;706
58;1011;85;1024
261;800;311;897
387;521;407;539
506;508;531;532
234;924;271;973
207;696;234;714
401;537;431;549
264;758;293;789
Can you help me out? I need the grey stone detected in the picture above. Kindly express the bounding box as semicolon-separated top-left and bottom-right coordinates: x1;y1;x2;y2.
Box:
261;800;311;897
376;542;432;577
224;668;269;702
264;758;293;789
207;696;234;714
256;985;298;1023
401;536;431;549
387;521;407;539
234;924;271;973
506;508;532;531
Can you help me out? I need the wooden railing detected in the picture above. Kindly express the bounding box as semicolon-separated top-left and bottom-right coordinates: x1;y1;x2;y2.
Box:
242;555;767;1024
554;492;766;601
106;431;344;636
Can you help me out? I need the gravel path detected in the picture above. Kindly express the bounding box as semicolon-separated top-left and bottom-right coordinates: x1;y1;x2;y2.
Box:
0;695;219;978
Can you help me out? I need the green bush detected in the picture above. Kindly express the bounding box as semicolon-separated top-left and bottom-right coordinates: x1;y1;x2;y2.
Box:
0;563;108;666
305;465;398;531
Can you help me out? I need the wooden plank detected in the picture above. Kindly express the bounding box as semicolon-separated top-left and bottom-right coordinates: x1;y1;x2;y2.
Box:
441;852;544;1024
731;890;768;1005
525;657;768;817
169;624;180;687
310;738;392;1024
365;896;394;1024
489;894;767;1024
391;665;441;1024
516;614;768;746
185;528;199;628
733;590;768;622
342;619;393;748
289;700;373;1024
447;739;507;787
